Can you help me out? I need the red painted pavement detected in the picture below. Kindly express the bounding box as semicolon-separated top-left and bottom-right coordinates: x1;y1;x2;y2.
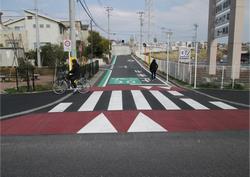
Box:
0;110;249;136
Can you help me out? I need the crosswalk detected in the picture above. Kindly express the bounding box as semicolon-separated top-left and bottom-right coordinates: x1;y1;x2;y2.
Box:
48;90;238;113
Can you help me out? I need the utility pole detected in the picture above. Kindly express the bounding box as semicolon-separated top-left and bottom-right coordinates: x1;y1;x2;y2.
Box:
145;0;153;44
166;30;173;83
137;11;144;54
105;6;113;61
90;19;93;59
34;0;41;67
193;24;198;89
69;0;76;58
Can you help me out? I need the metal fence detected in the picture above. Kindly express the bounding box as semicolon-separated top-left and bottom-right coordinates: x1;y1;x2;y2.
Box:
0;60;99;92
135;52;249;89
158;59;250;89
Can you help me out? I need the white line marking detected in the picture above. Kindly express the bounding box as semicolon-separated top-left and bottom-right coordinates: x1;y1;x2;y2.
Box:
78;91;103;111
131;90;151;110
108;90;123;110
103;70;112;87
48;103;72;113
77;113;117;134
140;86;152;90
181;98;209;110
132;55;171;86
128;112;167;132
209;101;237;110
168;91;184;96
150;90;181;110
159;86;171;90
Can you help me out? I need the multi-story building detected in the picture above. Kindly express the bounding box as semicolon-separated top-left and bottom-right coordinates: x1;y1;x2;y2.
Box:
2;10;67;51
0;10;89;66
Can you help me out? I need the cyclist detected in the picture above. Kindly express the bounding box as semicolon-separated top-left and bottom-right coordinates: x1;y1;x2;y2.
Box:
67;59;80;92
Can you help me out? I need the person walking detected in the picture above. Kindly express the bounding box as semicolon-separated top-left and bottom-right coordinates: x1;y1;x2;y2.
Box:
150;59;158;80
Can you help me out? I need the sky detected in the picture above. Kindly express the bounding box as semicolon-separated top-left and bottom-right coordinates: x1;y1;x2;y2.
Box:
1;0;249;43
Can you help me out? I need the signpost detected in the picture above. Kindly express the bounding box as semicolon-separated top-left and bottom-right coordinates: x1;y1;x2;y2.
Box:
64;39;72;70
179;47;191;63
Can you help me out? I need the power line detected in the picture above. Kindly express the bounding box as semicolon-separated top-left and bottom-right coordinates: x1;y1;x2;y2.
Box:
77;0;108;34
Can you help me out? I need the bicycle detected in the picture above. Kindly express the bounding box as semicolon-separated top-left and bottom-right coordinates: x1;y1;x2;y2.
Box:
52;73;91;94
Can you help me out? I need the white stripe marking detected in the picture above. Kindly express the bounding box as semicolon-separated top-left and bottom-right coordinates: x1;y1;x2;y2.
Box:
77;113;117;134
210;101;237;110
160;86;171;90
131;90;151;110
140;86;152;90
150;90;181;110
168;91;184;96
78;91;103;111
128;112;167;132
48;103;72;112
108;90;123;110
181;98;209;110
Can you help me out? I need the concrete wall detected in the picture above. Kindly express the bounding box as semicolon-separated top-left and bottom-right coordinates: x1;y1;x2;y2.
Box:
0;48;24;67
111;45;131;56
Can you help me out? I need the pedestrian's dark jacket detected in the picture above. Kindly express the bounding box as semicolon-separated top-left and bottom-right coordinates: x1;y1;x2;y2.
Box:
150;60;158;72
69;62;80;78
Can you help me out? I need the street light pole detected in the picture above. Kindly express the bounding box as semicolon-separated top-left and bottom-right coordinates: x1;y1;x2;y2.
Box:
137;11;144;54
105;6;113;61
194;24;198;89
166;30;173;83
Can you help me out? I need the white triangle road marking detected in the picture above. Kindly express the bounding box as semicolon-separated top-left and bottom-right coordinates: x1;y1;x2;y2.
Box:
128;112;167;133
77;113;117;134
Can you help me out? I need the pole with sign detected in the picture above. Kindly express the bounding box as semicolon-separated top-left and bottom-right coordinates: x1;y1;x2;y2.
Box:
64;39;72;70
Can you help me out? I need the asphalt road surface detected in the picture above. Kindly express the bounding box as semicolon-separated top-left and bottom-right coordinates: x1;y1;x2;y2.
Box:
1;54;249;177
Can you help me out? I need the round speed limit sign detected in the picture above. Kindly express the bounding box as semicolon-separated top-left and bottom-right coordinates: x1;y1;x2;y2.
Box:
64;40;71;52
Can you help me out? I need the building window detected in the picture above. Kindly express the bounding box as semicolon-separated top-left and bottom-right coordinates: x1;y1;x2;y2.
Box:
15;26;21;30
27;16;33;20
40;24;44;28
46;24;50;28
33;24;36;28
60;26;64;34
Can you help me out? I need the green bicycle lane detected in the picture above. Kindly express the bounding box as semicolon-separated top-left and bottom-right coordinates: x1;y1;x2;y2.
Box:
98;55;165;87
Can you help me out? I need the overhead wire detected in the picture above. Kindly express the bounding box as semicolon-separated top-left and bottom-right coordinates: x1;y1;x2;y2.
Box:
77;0;108;34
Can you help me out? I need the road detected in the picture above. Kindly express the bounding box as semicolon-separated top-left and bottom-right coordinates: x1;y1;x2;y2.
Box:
1;53;249;177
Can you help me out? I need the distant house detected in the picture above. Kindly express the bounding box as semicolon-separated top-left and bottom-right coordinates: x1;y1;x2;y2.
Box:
0;10;89;67
3;10;67;51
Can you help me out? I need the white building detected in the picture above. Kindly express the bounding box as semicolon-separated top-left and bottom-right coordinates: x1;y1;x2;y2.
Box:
3;10;67;51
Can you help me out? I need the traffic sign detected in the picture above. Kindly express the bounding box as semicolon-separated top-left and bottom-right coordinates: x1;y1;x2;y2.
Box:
64;39;71;52
179;47;191;63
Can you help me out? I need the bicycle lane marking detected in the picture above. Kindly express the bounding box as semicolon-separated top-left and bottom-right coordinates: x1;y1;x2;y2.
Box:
98;56;117;87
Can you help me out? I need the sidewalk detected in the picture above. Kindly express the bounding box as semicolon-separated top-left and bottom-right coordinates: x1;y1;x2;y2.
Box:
0;75;54;94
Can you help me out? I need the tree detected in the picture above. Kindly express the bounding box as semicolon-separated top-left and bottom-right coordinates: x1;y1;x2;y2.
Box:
84;31;110;59
40;44;67;67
